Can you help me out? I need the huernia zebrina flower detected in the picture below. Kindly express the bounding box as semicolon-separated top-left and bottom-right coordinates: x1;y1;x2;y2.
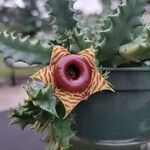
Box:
31;46;113;117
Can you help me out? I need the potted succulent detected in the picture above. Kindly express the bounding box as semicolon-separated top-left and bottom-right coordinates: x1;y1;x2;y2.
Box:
0;0;150;150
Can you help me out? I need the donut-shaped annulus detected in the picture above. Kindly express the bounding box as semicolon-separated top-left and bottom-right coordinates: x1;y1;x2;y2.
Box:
53;54;92;92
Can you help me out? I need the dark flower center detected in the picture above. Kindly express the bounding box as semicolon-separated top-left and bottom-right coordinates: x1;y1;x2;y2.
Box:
66;64;80;79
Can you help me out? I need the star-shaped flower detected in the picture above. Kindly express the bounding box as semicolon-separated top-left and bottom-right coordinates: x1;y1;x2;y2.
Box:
31;46;113;117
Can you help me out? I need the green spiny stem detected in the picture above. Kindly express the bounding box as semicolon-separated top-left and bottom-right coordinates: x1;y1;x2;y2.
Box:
119;41;150;63
24;81;59;117
96;0;147;67
46;0;79;40
0;31;52;65
65;29;91;53
10;100;40;129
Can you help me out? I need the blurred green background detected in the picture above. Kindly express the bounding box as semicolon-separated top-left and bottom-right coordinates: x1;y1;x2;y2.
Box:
0;53;39;78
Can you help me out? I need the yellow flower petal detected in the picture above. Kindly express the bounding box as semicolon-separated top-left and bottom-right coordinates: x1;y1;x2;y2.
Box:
31;66;51;85
31;46;113;117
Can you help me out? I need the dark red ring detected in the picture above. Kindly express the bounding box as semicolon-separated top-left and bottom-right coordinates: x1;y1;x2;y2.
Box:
53;54;92;92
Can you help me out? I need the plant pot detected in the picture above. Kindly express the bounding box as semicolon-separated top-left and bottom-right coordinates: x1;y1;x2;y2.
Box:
71;68;150;150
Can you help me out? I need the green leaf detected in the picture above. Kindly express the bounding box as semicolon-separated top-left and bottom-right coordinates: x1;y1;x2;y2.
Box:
0;31;52;65
119;34;150;62
24;80;45;98
33;110;52;132
64;29;92;53
47;0;78;39
52;114;75;150
11;99;53;132
96;0;147;67
10;100;40;129
24;81;59;117
33;88;59;118
66;29;92;53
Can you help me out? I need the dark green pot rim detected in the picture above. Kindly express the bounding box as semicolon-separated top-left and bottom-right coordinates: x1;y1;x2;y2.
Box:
102;67;150;72
72;136;150;147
